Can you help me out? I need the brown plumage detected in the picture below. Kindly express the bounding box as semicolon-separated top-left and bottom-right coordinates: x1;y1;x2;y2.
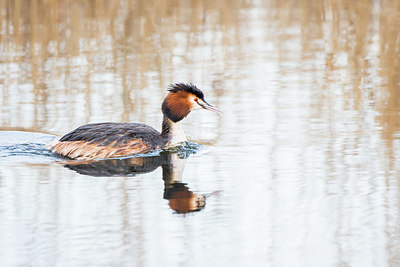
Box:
51;122;161;160
51;139;151;160
50;83;220;160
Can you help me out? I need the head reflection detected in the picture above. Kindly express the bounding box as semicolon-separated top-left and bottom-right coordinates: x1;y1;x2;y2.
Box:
162;154;206;213
64;152;206;213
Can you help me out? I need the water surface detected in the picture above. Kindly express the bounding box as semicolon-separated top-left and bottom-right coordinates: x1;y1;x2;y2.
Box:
1;1;400;266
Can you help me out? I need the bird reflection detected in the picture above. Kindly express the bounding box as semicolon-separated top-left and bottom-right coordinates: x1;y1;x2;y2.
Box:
64;152;206;213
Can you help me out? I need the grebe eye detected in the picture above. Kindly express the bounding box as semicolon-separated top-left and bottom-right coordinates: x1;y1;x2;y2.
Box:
194;98;198;102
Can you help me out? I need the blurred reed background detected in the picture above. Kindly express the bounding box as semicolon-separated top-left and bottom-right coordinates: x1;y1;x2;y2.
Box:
1;0;244;137
1;0;399;138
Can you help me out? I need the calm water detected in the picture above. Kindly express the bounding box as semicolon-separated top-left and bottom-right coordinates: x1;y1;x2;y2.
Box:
1;1;400;266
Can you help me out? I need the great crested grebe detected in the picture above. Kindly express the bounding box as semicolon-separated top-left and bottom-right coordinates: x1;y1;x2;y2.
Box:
50;83;220;160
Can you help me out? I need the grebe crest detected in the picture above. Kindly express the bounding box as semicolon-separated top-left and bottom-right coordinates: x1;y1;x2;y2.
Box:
51;83;220;160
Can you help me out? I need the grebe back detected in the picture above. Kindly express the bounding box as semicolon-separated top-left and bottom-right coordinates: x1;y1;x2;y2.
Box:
51;83;220;160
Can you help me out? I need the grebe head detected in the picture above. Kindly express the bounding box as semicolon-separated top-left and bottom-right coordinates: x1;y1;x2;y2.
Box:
162;83;221;122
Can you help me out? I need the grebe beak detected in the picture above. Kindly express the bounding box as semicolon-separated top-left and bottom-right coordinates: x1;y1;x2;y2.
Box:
198;99;222;113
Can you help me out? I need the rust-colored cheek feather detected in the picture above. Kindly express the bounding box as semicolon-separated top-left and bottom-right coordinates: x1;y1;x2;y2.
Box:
51;140;151;160
165;92;192;121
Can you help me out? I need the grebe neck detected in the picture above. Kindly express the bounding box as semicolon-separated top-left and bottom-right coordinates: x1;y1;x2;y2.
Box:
161;115;187;146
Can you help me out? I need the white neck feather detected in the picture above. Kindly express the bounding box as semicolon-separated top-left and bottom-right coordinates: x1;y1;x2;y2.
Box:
162;116;187;146
168;121;186;145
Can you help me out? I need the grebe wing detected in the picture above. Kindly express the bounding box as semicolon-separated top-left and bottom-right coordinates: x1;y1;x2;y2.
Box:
59;122;161;144
51;122;164;159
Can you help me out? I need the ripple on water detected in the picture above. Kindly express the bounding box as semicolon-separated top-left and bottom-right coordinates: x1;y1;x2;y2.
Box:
0;131;58;163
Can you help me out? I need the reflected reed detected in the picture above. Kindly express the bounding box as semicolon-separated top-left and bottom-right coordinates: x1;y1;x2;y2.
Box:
1;0;242;134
